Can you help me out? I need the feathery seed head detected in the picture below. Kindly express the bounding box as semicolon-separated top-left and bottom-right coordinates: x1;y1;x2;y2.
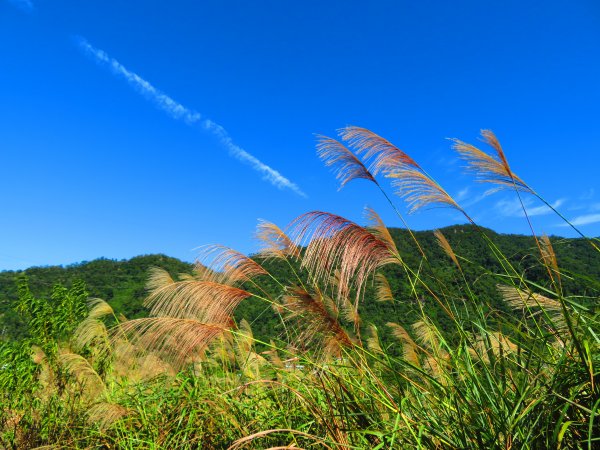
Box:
117;318;226;368
451;130;531;193
145;279;251;325
87;298;114;320
338;126;419;174
387;167;461;214
255;219;300;259
434;230;460;269
374;273;394;302
288;211;397;304
363;207;400;257
386;322;419;366
540;234;561;284
87;402;131;431
282;286;354;357
194;244;268;285
316;134;377;189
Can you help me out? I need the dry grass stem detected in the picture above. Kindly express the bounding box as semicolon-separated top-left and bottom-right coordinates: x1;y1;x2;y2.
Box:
229;428;333;450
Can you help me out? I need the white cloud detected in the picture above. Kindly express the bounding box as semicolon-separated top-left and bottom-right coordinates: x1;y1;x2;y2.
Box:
453;186;489;208
6;0;33;12
455;187;470;202
76;37;306;197
561;213;600;227
496;197;565;218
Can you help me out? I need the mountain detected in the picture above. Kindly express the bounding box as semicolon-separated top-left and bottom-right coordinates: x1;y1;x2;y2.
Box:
1;225;598;343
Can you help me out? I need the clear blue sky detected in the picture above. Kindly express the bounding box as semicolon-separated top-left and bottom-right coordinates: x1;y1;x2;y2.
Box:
1;0;599;270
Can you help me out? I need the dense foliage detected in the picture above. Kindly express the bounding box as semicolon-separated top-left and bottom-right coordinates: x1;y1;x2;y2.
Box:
2;227;598;346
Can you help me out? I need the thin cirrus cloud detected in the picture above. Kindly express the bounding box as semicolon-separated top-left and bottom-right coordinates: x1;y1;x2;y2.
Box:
75;36;306;198
454;187;488;208
5;0;34;12
560;213;600;227
496;197;565;218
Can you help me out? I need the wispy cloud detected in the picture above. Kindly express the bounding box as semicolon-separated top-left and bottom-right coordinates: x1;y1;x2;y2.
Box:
454;187;489;208
580;188;595;200
6;0;33;12
496;197;565;218
561;213;600;227
455;187;470;202
76;37;306;197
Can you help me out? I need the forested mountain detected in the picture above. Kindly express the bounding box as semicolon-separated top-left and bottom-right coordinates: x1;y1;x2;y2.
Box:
0;255;191;339
1;225;599;344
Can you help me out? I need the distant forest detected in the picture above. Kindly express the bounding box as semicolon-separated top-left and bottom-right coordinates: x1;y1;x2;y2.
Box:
2;224;599;346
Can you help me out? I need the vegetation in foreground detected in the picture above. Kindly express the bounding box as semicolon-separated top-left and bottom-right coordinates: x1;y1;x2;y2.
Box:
1;127;599;449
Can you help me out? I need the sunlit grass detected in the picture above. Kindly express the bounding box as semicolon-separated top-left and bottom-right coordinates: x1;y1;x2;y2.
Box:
1;128;598;449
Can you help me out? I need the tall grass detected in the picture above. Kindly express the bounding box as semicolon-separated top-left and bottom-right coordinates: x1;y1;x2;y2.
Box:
1;128;598;449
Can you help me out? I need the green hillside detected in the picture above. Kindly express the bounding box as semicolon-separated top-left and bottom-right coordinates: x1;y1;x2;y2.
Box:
2;225;598;344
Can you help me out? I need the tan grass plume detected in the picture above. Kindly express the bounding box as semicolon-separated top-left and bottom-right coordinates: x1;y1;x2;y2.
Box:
87;402;131;431
338;126;419;175
387;167;461;214
451;130;531;193
86;298;114;320
374;273;394;302
316;134;377;189
540;234;561;284
59;352;105;397
145;272;251;325
288;211;397;305
282;287;354;357
363;207;400;257
117;318;225;368
366;324;383;355
255;220;300;259
194;244;268;285
386;322;419;366
434;230;460;269
498;285;561;312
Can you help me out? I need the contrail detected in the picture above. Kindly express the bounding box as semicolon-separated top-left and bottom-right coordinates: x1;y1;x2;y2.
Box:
76;37;306;197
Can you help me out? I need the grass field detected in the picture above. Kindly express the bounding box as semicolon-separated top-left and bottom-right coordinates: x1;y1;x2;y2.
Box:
1;128;598;449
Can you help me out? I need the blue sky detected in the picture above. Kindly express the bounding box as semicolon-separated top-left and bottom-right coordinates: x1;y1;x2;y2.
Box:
1;0;599;270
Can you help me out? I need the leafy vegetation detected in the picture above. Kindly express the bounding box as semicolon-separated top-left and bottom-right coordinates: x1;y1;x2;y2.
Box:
1;127;598;449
